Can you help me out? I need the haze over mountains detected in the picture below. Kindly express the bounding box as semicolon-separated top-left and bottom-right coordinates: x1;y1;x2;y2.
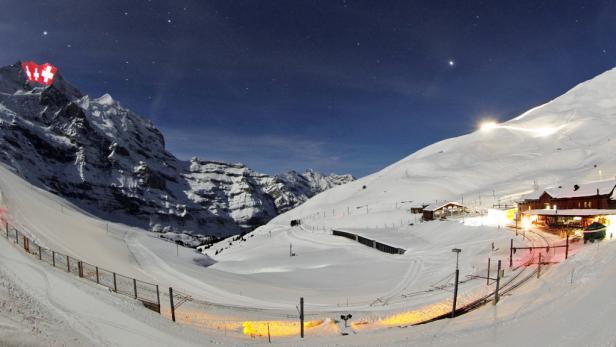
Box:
0;62;353;236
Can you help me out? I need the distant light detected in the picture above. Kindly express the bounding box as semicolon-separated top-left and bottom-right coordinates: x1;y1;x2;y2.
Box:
42;31;48;36
479;121;498;131
448;60;455;66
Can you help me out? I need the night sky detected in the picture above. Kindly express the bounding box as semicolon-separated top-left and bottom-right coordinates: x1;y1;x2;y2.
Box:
1;1;615;177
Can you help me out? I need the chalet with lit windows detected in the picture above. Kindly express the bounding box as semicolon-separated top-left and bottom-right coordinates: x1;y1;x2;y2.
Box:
422;201;466;221
517;180;616;229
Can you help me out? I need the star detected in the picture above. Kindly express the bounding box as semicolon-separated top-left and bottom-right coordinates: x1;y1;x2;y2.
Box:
167;18;172;23
42;31;48;36
448;59;455;67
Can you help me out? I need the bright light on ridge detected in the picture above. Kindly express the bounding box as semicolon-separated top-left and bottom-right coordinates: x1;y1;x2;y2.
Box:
479;121;498;131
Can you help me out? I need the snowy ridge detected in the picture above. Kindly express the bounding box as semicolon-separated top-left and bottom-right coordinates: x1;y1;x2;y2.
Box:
273;66;616;224
0;62;353;236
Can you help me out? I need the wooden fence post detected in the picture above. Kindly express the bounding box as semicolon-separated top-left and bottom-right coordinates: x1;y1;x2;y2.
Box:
156;285;161;314
78;261;83;278
66;255;70;272
38;245;42;261
133;278;138;299
113;273;117;292
95;266;99;284
52;251;55;267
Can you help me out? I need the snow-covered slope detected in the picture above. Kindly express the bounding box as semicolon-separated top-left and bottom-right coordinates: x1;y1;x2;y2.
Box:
275;66;616;224
0;62;352;236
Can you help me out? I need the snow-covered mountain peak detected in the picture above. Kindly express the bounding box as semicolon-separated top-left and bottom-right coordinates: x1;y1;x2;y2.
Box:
0;62;353;236
95;93;115;106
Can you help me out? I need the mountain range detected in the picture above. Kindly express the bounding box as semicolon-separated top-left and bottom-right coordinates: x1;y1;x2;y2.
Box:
0;62;353;236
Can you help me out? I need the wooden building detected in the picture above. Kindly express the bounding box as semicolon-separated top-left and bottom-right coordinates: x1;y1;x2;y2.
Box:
410;203;429;214
422;201;465;221
517;180;616;229
518;181;616;213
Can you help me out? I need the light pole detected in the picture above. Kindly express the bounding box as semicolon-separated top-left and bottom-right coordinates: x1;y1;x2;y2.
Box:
451;248;461;318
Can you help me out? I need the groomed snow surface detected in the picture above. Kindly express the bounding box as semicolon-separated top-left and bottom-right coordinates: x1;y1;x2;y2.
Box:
2;160;616;346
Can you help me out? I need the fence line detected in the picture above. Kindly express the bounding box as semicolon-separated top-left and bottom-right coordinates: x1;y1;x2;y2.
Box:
2;221;161;314
332;229;406;254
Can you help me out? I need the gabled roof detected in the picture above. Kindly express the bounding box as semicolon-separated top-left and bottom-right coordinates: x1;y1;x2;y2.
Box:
519;180;616;201
423;201;464;212
546;180;616;199
520;190;545;201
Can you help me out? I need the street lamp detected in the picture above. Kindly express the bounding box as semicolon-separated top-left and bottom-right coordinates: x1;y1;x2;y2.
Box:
451;248;462;318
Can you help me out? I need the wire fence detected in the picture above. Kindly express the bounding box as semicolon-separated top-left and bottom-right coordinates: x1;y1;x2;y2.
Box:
3;222;161;314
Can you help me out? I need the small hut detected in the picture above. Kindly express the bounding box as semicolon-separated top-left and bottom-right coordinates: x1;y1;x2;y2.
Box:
410;203;429;214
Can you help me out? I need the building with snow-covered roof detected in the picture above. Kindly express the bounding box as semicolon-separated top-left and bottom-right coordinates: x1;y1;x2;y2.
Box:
422;201;465;221
517;180;616;229
518;180;616;212
409;202;429;214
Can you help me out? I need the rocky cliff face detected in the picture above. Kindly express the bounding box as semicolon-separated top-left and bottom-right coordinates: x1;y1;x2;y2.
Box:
0;62;353;236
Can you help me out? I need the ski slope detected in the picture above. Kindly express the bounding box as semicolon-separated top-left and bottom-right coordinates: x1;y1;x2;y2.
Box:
0;161;512;313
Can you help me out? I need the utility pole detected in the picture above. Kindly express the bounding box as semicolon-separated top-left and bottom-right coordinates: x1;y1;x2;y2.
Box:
169;287;176;322
565;234;569;259
494;260;502;305
509;239;514;267
451;248;461;318
300;297;304;338
487;258;491;285
537;253;542;279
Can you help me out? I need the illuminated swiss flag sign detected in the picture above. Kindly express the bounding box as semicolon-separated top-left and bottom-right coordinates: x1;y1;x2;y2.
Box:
21;61;58;86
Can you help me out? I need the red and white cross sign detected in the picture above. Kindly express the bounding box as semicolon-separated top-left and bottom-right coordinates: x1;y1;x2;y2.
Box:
21;61;58;86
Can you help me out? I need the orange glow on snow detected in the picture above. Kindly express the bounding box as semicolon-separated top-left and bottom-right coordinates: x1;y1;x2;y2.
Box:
242;319;325;337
